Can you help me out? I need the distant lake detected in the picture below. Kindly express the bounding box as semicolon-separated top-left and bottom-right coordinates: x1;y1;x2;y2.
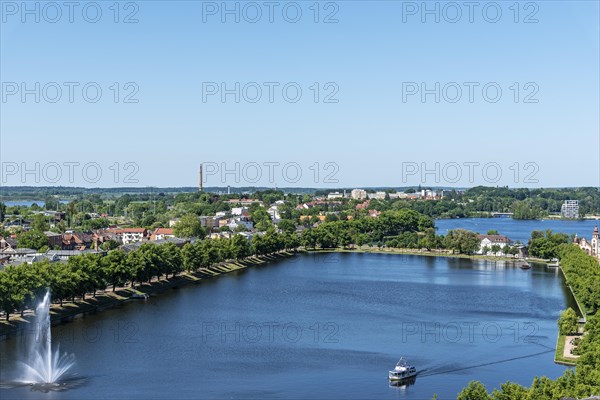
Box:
0;253;573;399
2;200;70;207
435;218;599;243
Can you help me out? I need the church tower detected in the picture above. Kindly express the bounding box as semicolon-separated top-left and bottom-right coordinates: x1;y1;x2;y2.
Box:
591;226;599;257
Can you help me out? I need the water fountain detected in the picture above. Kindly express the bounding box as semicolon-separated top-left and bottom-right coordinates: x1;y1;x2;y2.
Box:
18;290;75;388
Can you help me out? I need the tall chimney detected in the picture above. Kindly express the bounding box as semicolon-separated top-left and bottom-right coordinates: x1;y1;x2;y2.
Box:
199;164;203;192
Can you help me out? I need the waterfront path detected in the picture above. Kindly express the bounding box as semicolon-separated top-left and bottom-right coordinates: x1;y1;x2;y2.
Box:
563;335;581;360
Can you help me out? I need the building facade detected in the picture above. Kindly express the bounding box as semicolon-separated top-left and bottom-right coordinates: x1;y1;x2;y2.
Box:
575;226;600;260
561;200;580;219
351;189;367;200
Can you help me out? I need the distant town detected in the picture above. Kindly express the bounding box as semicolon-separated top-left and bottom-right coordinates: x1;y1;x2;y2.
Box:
0;186;598;269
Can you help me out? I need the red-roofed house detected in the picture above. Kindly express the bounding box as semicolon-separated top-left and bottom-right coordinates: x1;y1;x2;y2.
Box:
151;228;175;241
476;234;512;256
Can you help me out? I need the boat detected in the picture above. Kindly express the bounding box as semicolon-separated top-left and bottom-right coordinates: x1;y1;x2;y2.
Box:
388;357;417;381
131;292;149;299
520;261;531;269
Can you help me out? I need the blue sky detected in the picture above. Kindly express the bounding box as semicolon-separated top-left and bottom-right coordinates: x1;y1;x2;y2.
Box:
1;0;599;189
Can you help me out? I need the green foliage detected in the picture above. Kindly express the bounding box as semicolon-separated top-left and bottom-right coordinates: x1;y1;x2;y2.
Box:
32;214;50;232
443;229;480;254
490;382;529;400
17;230;48;250
457;381;491;400
558;308;579;335
173;214;206;238
528;230;570;259
512;201;545;220
558;245;600;315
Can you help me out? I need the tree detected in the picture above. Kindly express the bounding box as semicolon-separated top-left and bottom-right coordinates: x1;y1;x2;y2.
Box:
230;235;252;260
173;214;206;238
558;308;579;335
490;244;501;255
491;382;529;399
101;250;131;291
444;229;480;254
32;214;50;232
17;230;48;250
182;243;201;272
277;219;296;235
457;381;491;400
528;230;570;259
487;230;499;235
100;239;120;251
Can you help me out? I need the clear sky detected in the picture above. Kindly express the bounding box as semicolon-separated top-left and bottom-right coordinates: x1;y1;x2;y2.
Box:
1;0;599;189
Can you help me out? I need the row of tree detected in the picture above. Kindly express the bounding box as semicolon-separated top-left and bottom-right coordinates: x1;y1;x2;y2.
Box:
0;229;297;321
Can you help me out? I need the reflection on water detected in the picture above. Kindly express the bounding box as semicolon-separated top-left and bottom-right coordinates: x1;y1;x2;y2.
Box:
0;377;88;393
389;376;416;389
0;253;572;399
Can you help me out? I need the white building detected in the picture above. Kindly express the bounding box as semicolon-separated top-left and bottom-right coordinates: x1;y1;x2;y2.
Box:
327;192;344;199
575;226;600;260
368;191;387;200
151;228;175;241
110;228;147;244
227;217;254;231
561;200;580;219
351;189;367;200
231;207;248;216
267;205;281;221
476;234;512;256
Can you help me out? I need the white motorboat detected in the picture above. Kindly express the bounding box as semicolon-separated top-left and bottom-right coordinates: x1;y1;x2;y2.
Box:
388;357;417;381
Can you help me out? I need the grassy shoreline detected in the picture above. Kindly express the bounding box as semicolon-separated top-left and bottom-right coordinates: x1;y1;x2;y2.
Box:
554;333;577;366
311;246;524;263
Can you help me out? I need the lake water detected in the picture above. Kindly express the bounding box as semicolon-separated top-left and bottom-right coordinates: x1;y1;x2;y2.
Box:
0;253;574;399
2;200;70;207
435;217;599;243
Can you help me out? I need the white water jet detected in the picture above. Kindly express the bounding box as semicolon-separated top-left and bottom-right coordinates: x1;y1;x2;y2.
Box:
19;290;75;384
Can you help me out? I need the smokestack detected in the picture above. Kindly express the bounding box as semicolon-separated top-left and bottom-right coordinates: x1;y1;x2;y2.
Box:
199;164;203;192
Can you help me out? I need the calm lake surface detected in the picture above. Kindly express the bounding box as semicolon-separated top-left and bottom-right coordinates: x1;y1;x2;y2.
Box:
0;253;575;400
2;200;70;207
435;217;599;243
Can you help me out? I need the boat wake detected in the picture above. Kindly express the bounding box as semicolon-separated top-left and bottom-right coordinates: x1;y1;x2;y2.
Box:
416;349;554;378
